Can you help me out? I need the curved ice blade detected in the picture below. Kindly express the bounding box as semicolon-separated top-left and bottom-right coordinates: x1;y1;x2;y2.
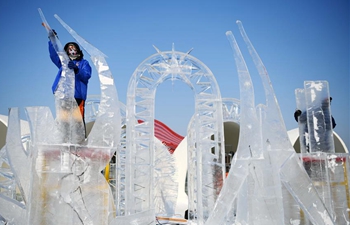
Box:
225;31;261;159
206;30;261;225
25;107;59;144
38;8;63;52
88;55;121;149
237;20;291;149
237;21;334;224
6;108;30;203
54;14;107;58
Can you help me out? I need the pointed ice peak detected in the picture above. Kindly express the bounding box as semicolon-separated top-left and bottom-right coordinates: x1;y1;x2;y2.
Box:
38;8;63;52
153;45;162;54
153;45;168;61
179;47;194;62
185;48;194;56
55;14;107;58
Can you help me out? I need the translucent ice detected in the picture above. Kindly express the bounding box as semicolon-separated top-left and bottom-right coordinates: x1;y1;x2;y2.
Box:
0;194;26;224
0;10;121;225
304;81;335;153
4;108;30;203
205;28;260;225
295;88;309;153
238;20;334;225
55;14;121;150
38;8;85;144
125;45;225;224
205;21;335;225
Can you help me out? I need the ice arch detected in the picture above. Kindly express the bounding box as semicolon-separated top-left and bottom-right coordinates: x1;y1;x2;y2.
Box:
125;46;225;222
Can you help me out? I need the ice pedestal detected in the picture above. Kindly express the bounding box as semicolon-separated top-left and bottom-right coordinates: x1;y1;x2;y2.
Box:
295;153;350;224
27;144;114;225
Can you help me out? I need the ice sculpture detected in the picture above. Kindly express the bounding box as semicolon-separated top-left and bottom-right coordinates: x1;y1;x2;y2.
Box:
295;88;309;154
222;98;240;124
0;146;17;199
124;44;225;224
1;10;348;223
205;21;335;225
57;13;180;223
296;81;335;154
39;9;85;145
54;13;120;148
0;108;28;225
294;81;350;224
294;82;335;221
85;98;180;218
0;9;120;224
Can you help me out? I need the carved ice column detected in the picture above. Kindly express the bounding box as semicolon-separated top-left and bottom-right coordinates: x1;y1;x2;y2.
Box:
294;81;338;223
304;81;335;153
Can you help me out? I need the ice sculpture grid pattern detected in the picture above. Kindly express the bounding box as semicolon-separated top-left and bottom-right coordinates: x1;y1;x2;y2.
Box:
125;48;225;223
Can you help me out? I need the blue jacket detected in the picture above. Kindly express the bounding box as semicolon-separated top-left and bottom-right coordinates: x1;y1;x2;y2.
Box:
49;41;91;100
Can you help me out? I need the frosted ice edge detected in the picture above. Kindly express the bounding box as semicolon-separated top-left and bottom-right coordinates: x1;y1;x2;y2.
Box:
5;108;30;203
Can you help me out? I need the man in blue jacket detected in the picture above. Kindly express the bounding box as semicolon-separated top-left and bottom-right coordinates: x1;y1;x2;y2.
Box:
48;30;92;137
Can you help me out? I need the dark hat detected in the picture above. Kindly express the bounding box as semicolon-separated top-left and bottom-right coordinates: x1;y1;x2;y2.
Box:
64;42;81;51
64;42;84;59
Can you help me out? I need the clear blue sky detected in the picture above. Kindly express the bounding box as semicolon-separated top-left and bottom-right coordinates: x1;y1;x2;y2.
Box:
0;0;349;148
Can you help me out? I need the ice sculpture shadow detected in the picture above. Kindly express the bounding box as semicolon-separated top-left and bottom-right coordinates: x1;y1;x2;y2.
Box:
205;21;335;225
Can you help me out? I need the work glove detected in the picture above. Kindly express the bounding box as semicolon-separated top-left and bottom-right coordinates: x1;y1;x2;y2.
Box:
68;61;79;74
48;29;57;39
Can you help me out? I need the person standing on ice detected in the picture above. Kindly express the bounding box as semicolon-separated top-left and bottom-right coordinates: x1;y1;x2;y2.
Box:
48;29;92;137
